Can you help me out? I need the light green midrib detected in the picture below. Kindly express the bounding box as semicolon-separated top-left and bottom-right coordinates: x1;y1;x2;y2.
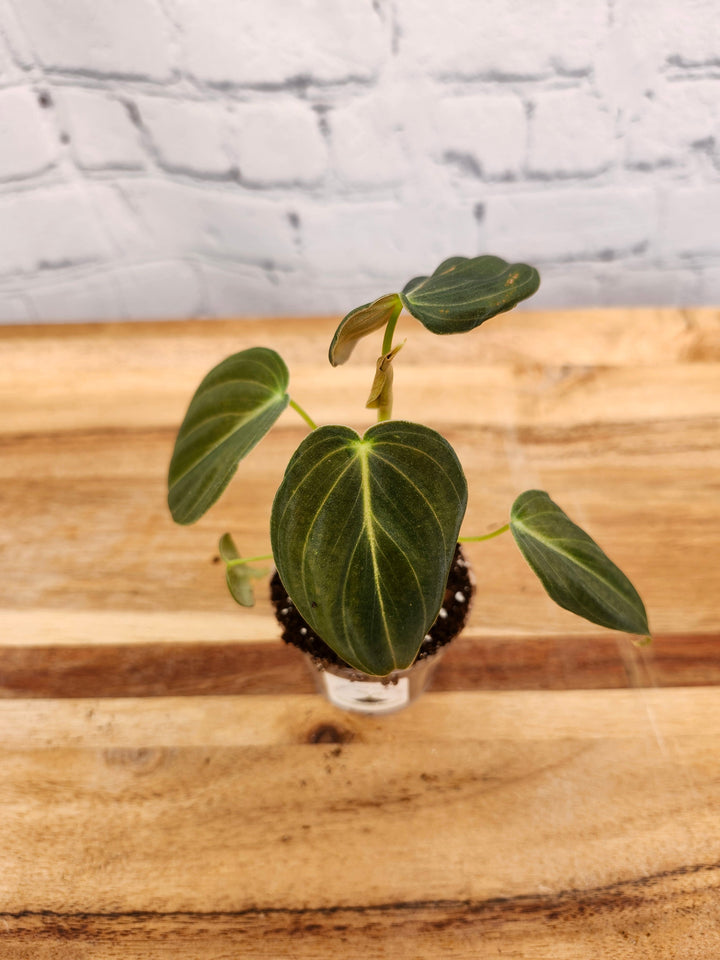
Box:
178;389;278;445
512;517;630;597
359;446;395;670
519;532;631;626
361;456;427;626
170;391;286;487
406;282;536;312
404;268;536;307
289;437;433;673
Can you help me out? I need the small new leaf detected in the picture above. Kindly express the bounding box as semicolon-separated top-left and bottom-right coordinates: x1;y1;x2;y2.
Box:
328;293;403;366
168;347;289;525
510;490;650;637
401;255;540;335
218;533;267;607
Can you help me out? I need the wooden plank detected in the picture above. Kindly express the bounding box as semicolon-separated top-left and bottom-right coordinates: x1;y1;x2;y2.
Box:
1;313;719;959
1;633;719;698
0;416;717;636
1;311;718;678
1;691;720;957
2;309;719;435
1;306;718;363
2;688;720;748
2;878;720;960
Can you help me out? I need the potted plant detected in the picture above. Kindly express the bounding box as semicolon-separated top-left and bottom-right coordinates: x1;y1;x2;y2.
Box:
167;255;650;714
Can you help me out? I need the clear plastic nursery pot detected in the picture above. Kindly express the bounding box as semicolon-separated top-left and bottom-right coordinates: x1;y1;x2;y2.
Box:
271;545;474;715
306;648;448;715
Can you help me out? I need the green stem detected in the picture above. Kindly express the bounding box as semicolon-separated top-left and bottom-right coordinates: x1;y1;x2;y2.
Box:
377;305;403;422
381;302;402;355
289;398;318;431
225;553;274;568
459;523;510;543
377;400;391;423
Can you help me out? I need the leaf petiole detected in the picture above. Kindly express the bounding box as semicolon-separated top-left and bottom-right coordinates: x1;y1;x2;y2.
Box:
459;523;510;543
289;398;318;431
381;301;403;355
225;553;274;568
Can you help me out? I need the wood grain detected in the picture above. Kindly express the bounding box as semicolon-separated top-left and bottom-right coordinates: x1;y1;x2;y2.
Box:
1;311;719;958
3;881;720;960
1;310;719;639
1;633;720;698
2;692;720;957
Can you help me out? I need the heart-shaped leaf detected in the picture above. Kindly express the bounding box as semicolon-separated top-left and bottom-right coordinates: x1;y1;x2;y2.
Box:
510;490;649;637
168;347;289;524
328;293;402;366
270;420;468;676
401;255;540;334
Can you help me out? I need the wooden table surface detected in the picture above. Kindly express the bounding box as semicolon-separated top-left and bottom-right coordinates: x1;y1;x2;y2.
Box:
1;308;720;958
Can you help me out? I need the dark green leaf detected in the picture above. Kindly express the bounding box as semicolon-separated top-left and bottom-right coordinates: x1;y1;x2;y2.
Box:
510;490;649;636
400;255;540;334
270;420;468;676
168;347;289;524
328;293;402;366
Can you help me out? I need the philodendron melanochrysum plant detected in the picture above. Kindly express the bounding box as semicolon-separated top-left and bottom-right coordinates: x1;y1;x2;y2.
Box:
168;255;650;677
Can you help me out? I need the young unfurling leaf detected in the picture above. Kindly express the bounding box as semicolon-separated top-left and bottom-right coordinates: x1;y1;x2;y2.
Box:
365;341;405;421
328;293;403;366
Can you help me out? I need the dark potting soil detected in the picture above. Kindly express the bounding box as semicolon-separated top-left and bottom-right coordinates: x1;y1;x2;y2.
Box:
270;544;474;671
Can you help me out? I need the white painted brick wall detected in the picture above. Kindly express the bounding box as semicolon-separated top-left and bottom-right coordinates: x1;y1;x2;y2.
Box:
136;96;329;184
231;102;327;184
59;88;145;170
397;0;608;79
136;97;238;177
171;0;387;86
527;88;615;177
13;0;175;80
431;92;527;181
664;186;720;257
0;86;57;178
0;185;112;274
485;187;657;262
0;0;719;321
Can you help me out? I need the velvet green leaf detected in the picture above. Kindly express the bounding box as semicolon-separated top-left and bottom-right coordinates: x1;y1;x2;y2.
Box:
270;420;468;676
328;293;403;366
400;255;540;334
168;347;289;524
510;490;649;637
